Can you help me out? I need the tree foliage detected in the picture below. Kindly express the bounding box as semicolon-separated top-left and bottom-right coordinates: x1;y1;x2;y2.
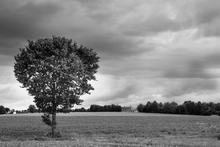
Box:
137;100;220;116
14;36;99;137
89;104;122;112
27;105;38;113
0;105;10;114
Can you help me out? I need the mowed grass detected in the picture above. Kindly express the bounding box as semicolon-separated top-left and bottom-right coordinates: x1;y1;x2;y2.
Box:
0;112;220;147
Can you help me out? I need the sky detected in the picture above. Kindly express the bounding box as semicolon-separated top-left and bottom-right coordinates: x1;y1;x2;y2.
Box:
1;0;220;110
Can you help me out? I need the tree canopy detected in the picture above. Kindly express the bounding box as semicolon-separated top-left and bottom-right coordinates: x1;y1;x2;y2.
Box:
14;36;99;137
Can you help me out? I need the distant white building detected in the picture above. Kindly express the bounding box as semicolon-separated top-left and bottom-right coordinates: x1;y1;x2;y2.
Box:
122;106;136;112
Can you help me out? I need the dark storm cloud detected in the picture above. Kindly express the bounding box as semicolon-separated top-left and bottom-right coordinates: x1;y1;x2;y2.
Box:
164;52;220;79
99;46;220;79
158;48;220;97
204;54;220;68
163;58;211;79
1;0;220;58
78;33;149;58
75;0;127;22
0;0;61;55
0;0;151;59
0;0;60;39
121;14;181;36
95;84;138;102
77;0;182;37
193;0;220;36
195;0;220;24
164;79;218;97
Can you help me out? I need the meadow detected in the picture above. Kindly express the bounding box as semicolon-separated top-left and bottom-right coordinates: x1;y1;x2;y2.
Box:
0;112;220;147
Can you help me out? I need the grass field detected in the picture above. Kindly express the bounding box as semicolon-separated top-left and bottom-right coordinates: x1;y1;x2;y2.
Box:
0;112;220;147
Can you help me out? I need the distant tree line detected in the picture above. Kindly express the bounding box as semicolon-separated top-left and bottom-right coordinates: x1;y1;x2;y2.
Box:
72;107;87;112
0;105;10;114
16;105;38;114
57;104;122;112
1;104;122;114
88;104;122;112
6;101;220;116
137;101;220;116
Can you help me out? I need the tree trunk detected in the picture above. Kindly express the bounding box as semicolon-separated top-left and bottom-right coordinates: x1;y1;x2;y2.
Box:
51;112;56;137
51;80;57;138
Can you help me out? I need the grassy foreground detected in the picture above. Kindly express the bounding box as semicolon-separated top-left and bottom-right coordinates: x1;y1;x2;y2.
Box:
0;112;220;147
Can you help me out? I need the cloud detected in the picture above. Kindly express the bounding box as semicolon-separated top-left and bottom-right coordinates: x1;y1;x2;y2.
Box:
0;83;33;109
0;0;153;59
81;74;139;104
0;66;34;109
77;32;149;58
0;0;61;56
2;0;220;109
0;55;14;66
163;79;218;98
192;0;220;36
0;66;17;84
0;0;60;39
194;0;220;24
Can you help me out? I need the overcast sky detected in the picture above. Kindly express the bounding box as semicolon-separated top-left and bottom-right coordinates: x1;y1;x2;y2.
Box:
1;0;220;110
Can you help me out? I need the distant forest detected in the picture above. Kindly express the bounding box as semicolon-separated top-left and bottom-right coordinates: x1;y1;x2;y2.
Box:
2;101;220;116
137;101;220;116
0;104;123;114
71;104;122;112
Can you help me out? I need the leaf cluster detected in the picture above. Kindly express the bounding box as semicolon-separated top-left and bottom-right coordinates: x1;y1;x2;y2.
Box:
41;113;52;126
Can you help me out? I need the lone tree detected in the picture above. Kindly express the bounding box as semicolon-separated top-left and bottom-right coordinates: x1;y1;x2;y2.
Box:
27;105;38;113
14;36;99;137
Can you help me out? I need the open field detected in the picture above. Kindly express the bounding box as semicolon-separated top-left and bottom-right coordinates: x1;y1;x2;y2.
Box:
0;112;220;147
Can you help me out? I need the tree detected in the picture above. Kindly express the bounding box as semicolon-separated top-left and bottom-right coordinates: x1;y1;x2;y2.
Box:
14;36;99;137
144;102;152;112
183;101;196;114
28;105;37;113
0;105;10;114
150;101;158;113
89;104;122;112
137;104;145;112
